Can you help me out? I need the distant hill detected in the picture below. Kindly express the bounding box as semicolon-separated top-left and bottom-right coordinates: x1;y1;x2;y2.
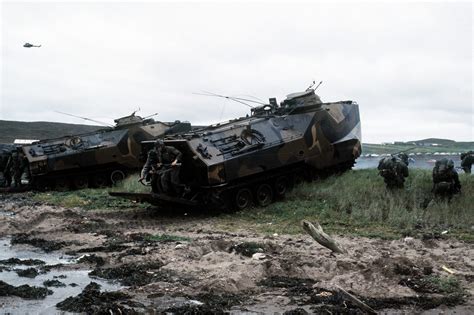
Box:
412;138;456;145
0;120;103;143
363;139;474;155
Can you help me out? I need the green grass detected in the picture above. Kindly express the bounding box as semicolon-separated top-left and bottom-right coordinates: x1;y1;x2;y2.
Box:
32;174;148;210
32;169;474;241
217;169;474;241
422;275;463;294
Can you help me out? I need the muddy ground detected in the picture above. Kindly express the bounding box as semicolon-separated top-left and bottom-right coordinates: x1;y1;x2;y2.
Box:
0;193;473;314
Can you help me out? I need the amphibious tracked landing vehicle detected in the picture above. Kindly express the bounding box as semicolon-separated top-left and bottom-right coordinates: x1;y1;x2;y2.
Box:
111;89;361;209
22;113;191;190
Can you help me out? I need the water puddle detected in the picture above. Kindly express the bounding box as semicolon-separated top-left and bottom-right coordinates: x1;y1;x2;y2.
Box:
0;208;15;218
0;238;122;315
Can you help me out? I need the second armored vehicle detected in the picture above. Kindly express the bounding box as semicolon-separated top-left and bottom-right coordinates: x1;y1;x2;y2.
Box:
22;113;191;190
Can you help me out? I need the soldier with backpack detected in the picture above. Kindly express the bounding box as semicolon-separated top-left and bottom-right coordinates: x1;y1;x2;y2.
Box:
377;154;409;189
432;158;461;200
460;151;473;174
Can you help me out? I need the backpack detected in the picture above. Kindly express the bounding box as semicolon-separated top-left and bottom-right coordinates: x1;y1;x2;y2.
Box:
433;159;454;183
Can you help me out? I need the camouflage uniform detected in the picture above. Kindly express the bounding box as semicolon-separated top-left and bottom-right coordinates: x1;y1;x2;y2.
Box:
10;151;25;187
432;158;461;199
3;152;14;187
0;153;9;187
141;140;182;195
377;155;409;189
460;151;474;174
396;153;409;166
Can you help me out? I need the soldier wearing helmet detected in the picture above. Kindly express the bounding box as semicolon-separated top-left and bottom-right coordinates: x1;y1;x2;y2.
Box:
460;151;473;174
140;139;182;195
377;154;409;189
432;158;461;200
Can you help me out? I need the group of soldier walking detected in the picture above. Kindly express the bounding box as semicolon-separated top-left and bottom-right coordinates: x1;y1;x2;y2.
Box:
0;148;29;188
377;151;473;200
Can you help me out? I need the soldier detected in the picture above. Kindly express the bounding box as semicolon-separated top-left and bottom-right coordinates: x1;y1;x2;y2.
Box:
396;152;409;166
10;150;24;188
460;151;474;174
377;154;409;189
432;158;461;200
3;151;13;187
0;152;8;187
140;139;182;195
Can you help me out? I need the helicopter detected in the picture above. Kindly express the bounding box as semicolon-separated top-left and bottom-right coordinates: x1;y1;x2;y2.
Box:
23;43;41;48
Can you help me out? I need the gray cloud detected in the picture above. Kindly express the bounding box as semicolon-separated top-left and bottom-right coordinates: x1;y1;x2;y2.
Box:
1;2;472;143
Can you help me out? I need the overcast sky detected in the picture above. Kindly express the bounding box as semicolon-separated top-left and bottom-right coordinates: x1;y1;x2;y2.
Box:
0;1;472;143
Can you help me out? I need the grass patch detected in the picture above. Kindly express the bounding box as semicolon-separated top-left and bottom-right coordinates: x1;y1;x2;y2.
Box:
422;275;463;294
145;234;191;243
31;170;474;241
32;174;148;210
217;169;474;241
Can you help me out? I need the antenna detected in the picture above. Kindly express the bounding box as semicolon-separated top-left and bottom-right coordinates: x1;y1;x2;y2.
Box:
143;113;158;119
54;110;114;127
193;91;257;108
306;80;316;91
306;80;323;91
314;81;323;91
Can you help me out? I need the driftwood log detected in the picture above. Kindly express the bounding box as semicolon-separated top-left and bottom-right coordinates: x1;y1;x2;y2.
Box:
301;220;346;254
336;285;377;314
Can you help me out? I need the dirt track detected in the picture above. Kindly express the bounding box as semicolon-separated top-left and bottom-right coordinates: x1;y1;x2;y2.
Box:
0;193;473;314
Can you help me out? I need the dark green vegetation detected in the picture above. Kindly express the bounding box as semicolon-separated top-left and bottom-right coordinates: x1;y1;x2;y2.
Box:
401;275;463;295
363;138;473;155
0;280;52;299
0;120;101;143
56;282;136;314
11;233;69;252
43;279;67;288
15;267;39;278
145;234;191;243
33;170;473;241
89;262;170;286
219;169;474;241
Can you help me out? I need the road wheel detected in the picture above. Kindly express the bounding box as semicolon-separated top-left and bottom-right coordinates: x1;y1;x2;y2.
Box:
73;175;89;189
293;172;305;187
92;174;108;188
110;170;126;185
255;183;273;207
234;188;253;210
33;178;52;191
274;176;288;197
55;178;70;191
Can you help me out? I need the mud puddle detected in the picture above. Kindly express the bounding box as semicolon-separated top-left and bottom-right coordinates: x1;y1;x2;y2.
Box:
0;238;122;314
0;209;15;218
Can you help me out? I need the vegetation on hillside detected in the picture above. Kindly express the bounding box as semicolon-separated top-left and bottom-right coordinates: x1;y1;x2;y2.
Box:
0;120;102;143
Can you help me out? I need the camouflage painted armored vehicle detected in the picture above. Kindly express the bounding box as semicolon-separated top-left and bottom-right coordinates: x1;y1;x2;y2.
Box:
21;113;191;190
111;89;361;209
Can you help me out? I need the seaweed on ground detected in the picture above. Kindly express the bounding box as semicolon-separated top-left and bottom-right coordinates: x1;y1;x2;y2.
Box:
56;282;139;314
0;280;52;299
